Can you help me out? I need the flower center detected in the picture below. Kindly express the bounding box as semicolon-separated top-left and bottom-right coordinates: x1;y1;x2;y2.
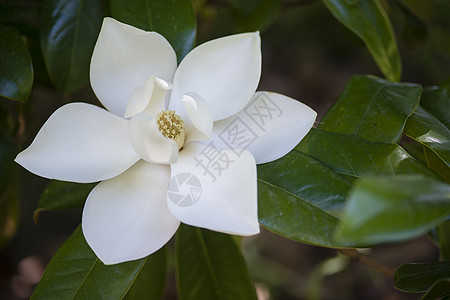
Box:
157;110;186;150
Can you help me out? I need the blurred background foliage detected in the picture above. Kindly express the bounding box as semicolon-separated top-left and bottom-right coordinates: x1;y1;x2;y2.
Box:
0;0;449;299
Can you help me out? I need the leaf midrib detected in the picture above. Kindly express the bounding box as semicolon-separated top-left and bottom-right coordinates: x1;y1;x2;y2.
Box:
71;257;98;299
195;228;222;300
257;178;341;221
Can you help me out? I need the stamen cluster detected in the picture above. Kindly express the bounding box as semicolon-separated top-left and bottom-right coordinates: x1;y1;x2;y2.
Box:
157;110;186;149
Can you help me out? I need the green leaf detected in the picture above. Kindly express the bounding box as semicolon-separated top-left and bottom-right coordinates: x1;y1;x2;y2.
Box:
420;87;450;129
176;225;257;300
322;0;401;81
123;249;167;300
32;226;167;300
437;221;450;261
298;128;440;180
258;150;354;247
33;181;97;224
336;175;450;245
403;105;450;182
109;0;196;62
319;75;421;143
405;106;449;164
402;86;450;182
40;0;108;93
395;261;450;293
0;25;33;102
422;278;450;300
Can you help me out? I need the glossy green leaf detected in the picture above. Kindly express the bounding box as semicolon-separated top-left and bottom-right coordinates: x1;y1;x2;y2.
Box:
32;226;167;300
420;87;450;129
405;106;449;164
176;225;257;300
33;181;97;224
0;25;33;102
319;75;421;143
123;248;167;300
403;105;450;182
401;136;450;184
322;0;401;81
395;261;450;293
336;175;450;245
109;0;196;62
40;0;107;93
258;150;354;247
422;278;450;300
298;128;440;180
437;221;450;261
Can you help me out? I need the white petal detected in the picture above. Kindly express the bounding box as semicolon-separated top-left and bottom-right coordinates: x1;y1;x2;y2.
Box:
15;103;139;183
170;32;261;121
210;92;317;164
125;76;172;118
82;161;180;265
90;17;177;117
128;112;178;164
167;142;259;235
181;93;213;143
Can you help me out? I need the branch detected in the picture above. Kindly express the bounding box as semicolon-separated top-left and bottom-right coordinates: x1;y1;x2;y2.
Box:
338;249;395;279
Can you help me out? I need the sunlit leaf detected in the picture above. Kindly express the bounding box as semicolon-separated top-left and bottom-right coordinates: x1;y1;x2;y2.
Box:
258;150;354;247
298;128;440;180
403;105;450;182
0;25;33;102
33;181;97;224
109;0;196;62
322;0;401;81
176;225;257;300
32;226;167;300
336;175;450;245
319;75;421;143
40;0;107;93
395;261;450;292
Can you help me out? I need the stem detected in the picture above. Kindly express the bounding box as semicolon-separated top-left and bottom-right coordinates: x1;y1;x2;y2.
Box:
338;249;395;279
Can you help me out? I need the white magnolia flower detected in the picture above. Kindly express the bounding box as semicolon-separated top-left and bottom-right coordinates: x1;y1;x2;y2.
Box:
15;18;317;264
